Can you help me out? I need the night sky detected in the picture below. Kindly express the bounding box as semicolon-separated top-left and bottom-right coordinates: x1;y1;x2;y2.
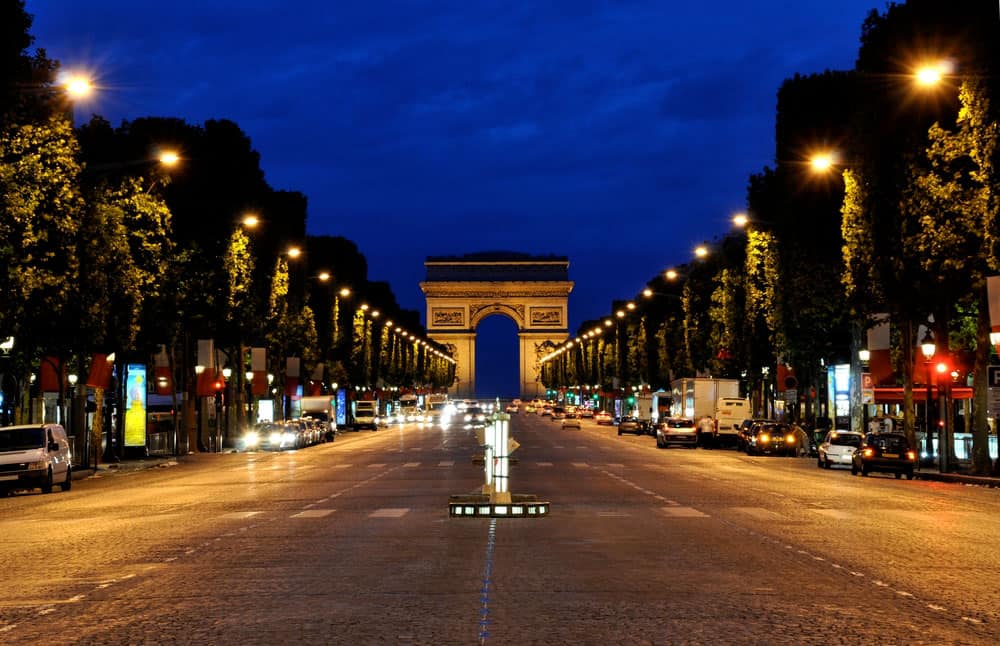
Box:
28;1;880;395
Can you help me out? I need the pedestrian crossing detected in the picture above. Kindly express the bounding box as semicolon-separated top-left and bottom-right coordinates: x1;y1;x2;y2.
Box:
213;504;971;524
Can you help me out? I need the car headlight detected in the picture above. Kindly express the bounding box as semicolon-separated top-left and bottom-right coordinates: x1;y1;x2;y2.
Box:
760;433;770;443
269;432;282;445
244;431;259;447
26;460;47;470
464;414;472;422
785;434;795;444
283;432;296;443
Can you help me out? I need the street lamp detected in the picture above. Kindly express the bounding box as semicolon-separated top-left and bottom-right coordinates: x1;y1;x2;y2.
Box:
920;331;936;463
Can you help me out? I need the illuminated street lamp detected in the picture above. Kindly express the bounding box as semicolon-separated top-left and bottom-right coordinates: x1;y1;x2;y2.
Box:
920;331;936;462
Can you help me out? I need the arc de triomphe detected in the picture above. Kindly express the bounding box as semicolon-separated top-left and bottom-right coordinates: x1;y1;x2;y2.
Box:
420;253;573;399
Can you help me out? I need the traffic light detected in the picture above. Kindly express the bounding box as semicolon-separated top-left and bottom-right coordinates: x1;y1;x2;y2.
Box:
626;396;635;405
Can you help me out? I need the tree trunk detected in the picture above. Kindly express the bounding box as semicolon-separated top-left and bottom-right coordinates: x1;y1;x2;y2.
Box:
901;320;917;451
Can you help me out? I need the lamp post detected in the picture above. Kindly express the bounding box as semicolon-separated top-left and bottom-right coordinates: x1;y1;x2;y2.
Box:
221;367;232;451
858;349;870;433
245;370;255;426
194;364;205;451
920;333;936;465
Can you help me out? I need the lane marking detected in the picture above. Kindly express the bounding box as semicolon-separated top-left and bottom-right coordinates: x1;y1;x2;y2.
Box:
571;462;589;468
660;507;709;518
370;508;409;518
367;463;387;468
403;462;420;468
438;460;455;467
221;511;262;519
291;509;335;518
536;462;553;467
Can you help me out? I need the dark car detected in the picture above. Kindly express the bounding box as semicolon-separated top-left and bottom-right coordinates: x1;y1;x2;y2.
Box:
736;419;774;453
852;432;916;479
617;416;644;436
744;421;796;456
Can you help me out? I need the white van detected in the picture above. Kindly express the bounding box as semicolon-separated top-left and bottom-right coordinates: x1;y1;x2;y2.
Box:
353;400;378;431
0;423;73;494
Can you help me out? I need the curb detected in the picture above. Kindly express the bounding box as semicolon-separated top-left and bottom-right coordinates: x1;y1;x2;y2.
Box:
915;471;1000;488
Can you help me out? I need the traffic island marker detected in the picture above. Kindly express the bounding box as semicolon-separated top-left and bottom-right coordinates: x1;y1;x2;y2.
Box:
450;410;550;519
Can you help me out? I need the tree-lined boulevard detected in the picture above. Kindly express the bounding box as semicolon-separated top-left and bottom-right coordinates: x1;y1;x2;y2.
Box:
2;417;998;644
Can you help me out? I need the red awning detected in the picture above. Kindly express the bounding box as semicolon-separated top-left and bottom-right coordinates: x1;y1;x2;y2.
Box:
873;386;972;403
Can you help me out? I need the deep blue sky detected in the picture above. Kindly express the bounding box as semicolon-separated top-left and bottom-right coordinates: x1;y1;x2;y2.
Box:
29;1;880;394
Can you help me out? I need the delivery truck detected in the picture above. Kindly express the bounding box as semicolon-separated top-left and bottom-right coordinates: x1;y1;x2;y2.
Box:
669;378;746;446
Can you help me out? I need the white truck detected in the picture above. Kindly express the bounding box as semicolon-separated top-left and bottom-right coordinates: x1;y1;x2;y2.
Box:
353;400;379;431
298;395;337;440
670;378;745;446
398;393;421;422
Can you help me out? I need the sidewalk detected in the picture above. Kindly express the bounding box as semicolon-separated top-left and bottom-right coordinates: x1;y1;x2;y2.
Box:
915;469;1000;488
72;453;195;480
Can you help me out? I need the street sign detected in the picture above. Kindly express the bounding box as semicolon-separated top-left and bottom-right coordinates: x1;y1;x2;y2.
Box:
988;365;1000;388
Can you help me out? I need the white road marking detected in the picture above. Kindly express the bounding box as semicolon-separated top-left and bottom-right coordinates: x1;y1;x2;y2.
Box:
606;463;624;468
37;608;55;616
536;462;554;467
367;463;387;468
221;511;262;519
438;460;455;467
571;462;589;468
291;509;335;518
404;462;420;467
370;508;409;518
660;507;709;518
810;509;853;520
928;604;947;611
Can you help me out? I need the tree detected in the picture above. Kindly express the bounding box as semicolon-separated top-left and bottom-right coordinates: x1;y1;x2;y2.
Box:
905;80;999;473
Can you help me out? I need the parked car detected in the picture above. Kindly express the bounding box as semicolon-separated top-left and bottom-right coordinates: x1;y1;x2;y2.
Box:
594;410;613;425
561;414;581;429
852;432;916;479
617;416;644;436
744;421;796;456
579;408;595;419
817;430;863;469
655;418;698;448
0;423;73;494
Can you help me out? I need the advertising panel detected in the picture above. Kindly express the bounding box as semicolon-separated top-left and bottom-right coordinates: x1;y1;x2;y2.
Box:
124;364;148;447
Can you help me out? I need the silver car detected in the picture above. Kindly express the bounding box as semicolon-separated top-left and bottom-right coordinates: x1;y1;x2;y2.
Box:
817;430;863;468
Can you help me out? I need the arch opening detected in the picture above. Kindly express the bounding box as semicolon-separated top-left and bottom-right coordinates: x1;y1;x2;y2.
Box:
474;314;520;401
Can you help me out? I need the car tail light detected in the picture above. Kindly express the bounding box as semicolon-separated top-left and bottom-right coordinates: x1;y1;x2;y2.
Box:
863;447;874;458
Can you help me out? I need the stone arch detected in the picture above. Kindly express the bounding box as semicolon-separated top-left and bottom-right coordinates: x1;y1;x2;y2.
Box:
420;253;573;399
469;303;525;330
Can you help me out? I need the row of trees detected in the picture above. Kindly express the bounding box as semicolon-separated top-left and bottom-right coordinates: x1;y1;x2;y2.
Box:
542;0;1000;474
0;2;454;454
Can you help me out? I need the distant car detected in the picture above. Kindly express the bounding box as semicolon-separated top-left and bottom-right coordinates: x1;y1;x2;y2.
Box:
617;416;643;436
551;406;567;420
541;405;553;417
594;411;613;425
852;432;916;479
817;430;863;469
524;403;536;414
464;406;487;428
579;408;595;419
505;404;519;413
655;418;698;448
744;421;796;456
561;415;581;429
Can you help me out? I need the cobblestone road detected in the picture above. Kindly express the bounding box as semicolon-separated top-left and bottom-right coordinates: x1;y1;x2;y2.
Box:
1;415;997;644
